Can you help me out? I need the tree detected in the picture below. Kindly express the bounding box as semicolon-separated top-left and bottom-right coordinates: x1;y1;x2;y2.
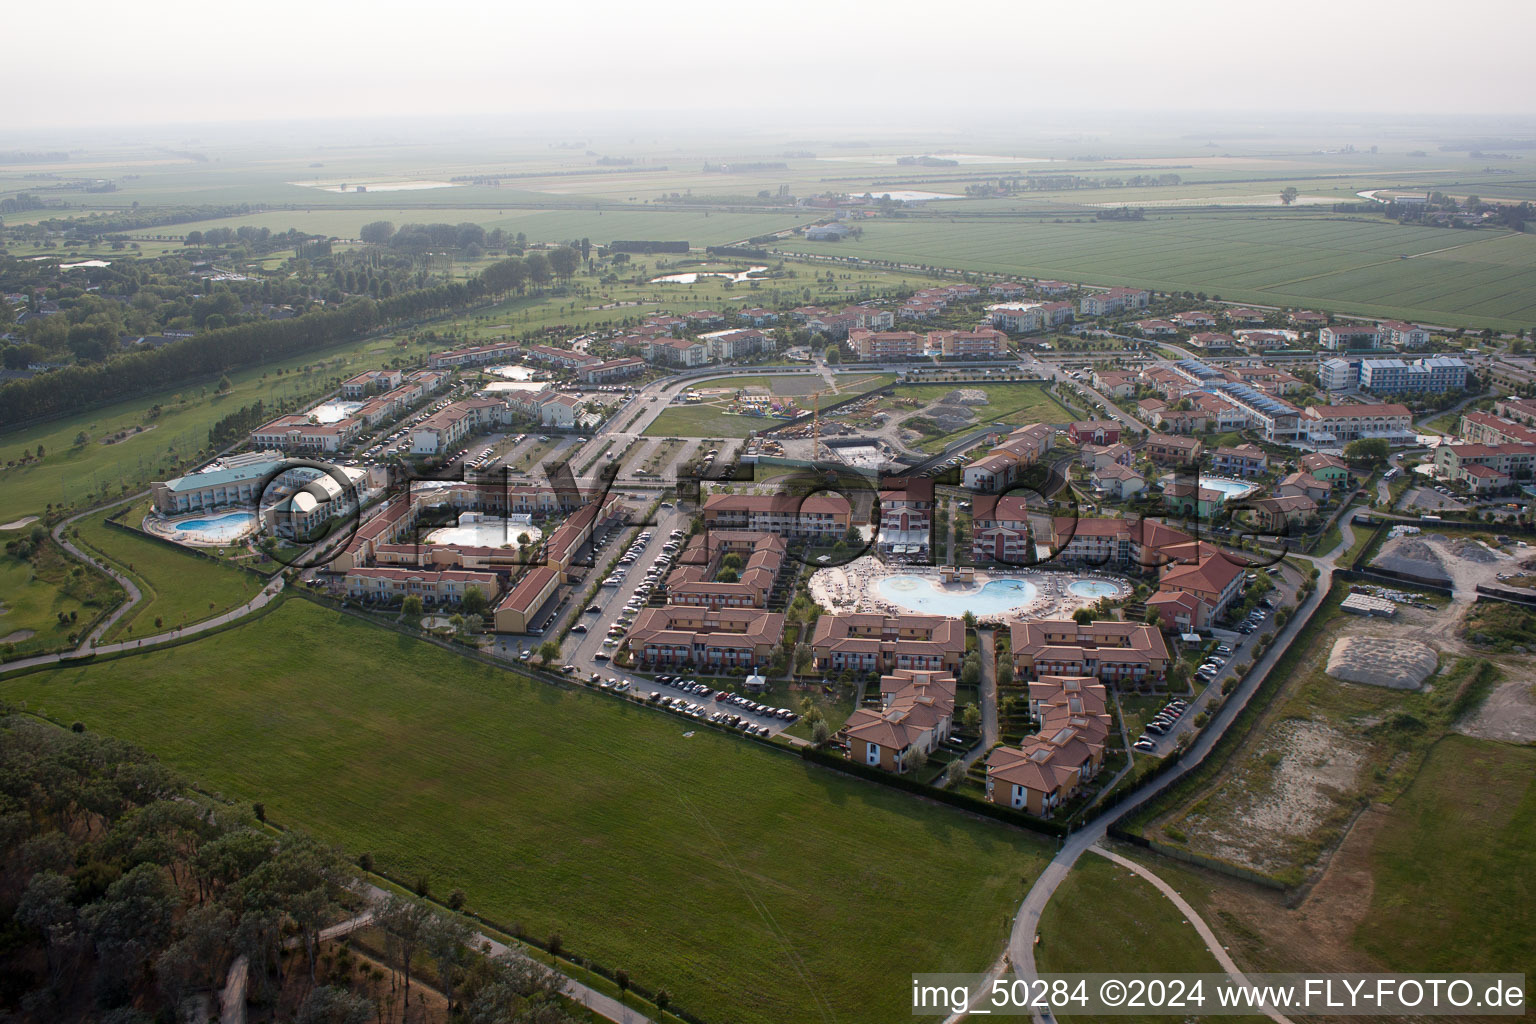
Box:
538;641;560;666
906;745;928;774
377;894;433;1008
401;595;424;619
462;585;488;616
960;651;982;686
615;968;631;1005
811;719;832;746
1280;187;1300;205
423;912;473;1011
1072;606;1095;625
216;375;232;392
656;989;671;1015
824;344;841;364
793;645;813;675
360;221;395;244
961;703;982;730
548;245;579;282
995;658;1014;687
296;985;372;1024
1344;437;1390;469
1144;605;1162;627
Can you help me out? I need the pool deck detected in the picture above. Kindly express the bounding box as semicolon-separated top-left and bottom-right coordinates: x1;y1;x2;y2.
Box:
143;510;260;547
809;555;1130;623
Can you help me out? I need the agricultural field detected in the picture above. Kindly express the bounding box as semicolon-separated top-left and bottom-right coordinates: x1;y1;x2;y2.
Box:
777;213;1536;330
0;598;1048;1024
70;502;264;639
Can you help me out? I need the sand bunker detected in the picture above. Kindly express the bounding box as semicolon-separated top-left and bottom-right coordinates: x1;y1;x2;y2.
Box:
1327;636;1439;690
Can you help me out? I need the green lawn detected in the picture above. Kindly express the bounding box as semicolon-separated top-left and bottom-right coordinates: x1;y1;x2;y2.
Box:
70;503;263;639
1037;853;1267;1024
2;599;1047;1024
645;403;784;438
1356;735;1535;975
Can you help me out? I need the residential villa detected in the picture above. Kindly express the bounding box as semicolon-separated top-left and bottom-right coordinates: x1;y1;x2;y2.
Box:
810;614;967;675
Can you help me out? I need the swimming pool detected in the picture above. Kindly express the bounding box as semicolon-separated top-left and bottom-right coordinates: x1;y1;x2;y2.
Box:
173;511;258;542
1198;477;1259;501
876;575;1038;617
1068;580;1122;600
426;514;541;548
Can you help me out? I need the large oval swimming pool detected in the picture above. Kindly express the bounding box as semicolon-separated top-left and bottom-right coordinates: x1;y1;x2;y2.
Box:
173;511;257;542
876;575;1039;617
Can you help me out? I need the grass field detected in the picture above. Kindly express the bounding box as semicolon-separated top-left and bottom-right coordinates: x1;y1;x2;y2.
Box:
71;503;263;639
778;214;1536;330
1037;853;1268;1024
1355;735;1535;975
645;403;784;438
2;599;1047;1024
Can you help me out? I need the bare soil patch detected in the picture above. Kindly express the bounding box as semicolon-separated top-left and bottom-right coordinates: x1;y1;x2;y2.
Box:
1456;678;1536;743
1178;719;1367;878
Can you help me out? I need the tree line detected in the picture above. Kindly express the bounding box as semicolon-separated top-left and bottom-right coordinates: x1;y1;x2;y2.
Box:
0;278;473;429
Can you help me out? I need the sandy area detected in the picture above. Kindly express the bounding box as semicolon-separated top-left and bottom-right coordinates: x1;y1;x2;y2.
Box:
1326;636;1439;690
0;516;39;531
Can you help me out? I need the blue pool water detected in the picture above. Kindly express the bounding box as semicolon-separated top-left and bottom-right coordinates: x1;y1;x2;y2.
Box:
174;511;257;541
1198;477;1258;501
1069;580;1122;600
876;575;1038;617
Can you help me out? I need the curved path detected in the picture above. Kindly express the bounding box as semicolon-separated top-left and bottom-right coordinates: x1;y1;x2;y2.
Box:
1;499;286;676
1088;846;1295;1024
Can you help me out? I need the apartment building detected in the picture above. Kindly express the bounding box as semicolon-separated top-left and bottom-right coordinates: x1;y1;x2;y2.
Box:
1379;320;1432;349
626;606;785;669
971;494;1033;565
932;328;1008;358
152;451;286;514
428;340;522;369
1301;402;1414;445
579;357;645;384
1010;620;1169;684
249;414;360;453
1210;444;1268;477
842;669;956;773
665;531;785;609
1068;420;1120;445
1359;356;1469;394
1143;432;1203;465
341;369;403;398
411;398;510;454
701;492;851;541
810;614;967;675
848;330;927;360
1079;287;1151;317
986;675;1111;816
877;478;934;560
1319;325;1384;351
343;567;499;605
1459;411;1536;447
961;423;1054;492
1434;442;1536;490
490;566;562;633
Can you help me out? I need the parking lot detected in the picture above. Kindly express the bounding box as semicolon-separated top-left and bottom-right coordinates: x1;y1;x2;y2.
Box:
1141;561;1299;755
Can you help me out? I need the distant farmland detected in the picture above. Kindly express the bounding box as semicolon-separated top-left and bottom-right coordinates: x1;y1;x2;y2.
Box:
778;213;1536;330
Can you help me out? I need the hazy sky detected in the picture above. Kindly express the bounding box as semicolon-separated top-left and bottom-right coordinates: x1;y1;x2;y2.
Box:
6;0;1534;133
